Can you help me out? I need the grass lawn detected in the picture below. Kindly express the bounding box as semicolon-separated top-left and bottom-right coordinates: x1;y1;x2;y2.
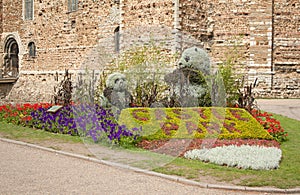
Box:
153;114;300;189
0;114;299;189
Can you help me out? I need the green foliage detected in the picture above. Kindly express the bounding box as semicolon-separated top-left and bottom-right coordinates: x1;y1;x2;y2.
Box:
94;71;109;105
108;43;178;107
73;69;98;104
218;58;244;107
217;37;246;107
155;115;300;189
118;107;273;141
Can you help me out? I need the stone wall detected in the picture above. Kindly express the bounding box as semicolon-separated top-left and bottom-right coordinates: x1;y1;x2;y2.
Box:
1;0;121;103
121;0;175;51
0;0;300;104
273;0;300;97
179;0;300;98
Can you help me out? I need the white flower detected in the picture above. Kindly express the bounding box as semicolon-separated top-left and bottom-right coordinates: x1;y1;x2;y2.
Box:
184;145;282;170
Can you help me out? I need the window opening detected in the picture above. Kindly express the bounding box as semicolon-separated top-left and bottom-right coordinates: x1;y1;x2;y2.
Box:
68;0;78;12
1;38;19;78
114;26;120;53
28;42;36;57
24;0;34;20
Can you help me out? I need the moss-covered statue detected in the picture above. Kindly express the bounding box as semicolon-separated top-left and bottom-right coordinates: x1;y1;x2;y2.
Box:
164;46;212;107
100;73;133;115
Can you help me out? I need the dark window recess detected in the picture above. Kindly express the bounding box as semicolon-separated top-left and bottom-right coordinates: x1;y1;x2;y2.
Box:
114;27;120;53
28;42;36;57
1;38;19;79
68;0;78;12
71;20;76;28
25;0;34;20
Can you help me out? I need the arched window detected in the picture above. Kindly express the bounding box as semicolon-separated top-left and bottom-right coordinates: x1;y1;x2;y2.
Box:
114;26;120;53
28;42;36;57
2;38;19;78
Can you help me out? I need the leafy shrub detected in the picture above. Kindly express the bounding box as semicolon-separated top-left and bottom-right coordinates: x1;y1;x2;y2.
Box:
53;70;73;106
218;59;243;107
96;43;177;107
251;110;288;143
184;145;282;170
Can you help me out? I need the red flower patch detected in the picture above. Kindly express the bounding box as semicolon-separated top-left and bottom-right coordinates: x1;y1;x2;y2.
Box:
132;109;150;121
160;122;179;135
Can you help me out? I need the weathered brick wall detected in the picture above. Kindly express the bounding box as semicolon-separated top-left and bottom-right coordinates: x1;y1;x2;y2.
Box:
0;0;2;34
20;0;115;71
180;0;251;79
121;0;175;51
1;0;300;103
179;0;213;50
1;0;121;103
179;0;299;98
273;0;300;97
0;0;3;57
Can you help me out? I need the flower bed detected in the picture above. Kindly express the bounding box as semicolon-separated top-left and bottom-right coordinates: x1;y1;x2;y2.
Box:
1;103;287;170
251;110;288;142
184;145;282;170
0;103;52;125
118;107;273;140
137;138;280;157
0;103;140;145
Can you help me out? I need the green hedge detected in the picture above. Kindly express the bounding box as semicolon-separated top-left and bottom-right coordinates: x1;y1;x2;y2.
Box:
118;107;273;140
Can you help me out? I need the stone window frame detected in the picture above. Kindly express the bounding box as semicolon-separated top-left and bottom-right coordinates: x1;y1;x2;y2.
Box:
0;38;19;80
24;0;34;20
28;42;36;58
68;0;78;12
114;26;120;53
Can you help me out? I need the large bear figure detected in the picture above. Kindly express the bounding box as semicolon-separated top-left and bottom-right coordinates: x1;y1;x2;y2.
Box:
164;47;211;107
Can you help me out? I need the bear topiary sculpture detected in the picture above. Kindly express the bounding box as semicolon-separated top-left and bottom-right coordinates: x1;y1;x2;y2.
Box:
164;47;211;107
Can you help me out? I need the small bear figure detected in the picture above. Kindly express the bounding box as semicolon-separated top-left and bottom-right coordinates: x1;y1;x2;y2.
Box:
102;72;133;111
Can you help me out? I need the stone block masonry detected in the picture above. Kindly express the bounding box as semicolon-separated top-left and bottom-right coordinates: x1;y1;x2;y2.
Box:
0;0;299;104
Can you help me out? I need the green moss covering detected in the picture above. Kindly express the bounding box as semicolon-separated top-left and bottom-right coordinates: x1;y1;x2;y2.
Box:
118;107;273;141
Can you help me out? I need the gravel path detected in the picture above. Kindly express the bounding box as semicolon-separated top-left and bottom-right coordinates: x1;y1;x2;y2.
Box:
0;140;282;195
256;99;300;121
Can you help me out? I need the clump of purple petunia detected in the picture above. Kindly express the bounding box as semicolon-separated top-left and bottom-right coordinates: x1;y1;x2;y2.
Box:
30;104;141;145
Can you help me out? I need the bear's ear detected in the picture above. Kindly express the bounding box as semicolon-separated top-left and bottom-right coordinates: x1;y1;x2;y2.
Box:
195;47;198;52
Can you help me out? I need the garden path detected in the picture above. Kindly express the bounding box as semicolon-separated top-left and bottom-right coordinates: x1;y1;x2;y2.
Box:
0;139;286;195
256;99;300;121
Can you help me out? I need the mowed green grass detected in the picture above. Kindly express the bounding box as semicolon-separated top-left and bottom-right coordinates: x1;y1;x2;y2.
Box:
153;114;300;189
0;122;82;144
0;114;299;189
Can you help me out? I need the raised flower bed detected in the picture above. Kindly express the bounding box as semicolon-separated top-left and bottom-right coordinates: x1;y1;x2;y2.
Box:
119;107;285;170
1;103;288;170
118;107;273;140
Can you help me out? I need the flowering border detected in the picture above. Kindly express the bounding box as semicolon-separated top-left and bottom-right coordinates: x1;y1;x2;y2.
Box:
119;107;273;140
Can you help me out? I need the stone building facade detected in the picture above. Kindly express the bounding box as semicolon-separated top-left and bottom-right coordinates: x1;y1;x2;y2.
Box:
0;0;299;103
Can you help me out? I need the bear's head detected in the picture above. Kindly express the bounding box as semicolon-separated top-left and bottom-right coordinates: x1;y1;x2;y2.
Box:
106;72;127;92
178;47;210;75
